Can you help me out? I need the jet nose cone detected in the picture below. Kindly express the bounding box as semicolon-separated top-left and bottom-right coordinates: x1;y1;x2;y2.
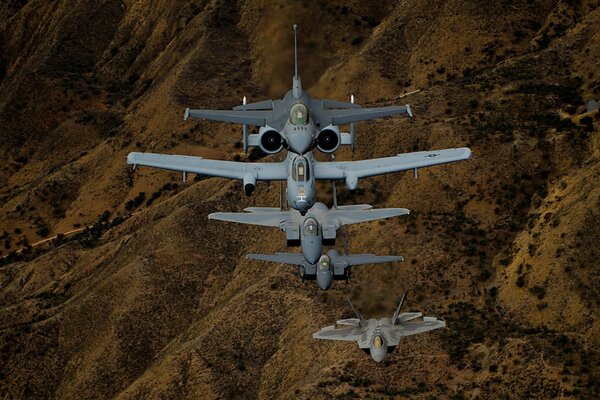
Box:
371;351;386;363
288;131;313;154
316;272;332;290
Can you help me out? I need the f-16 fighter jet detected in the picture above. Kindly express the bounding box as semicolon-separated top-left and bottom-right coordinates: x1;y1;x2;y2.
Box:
313;292;446;362
127;147;472;215
183;25;413;155
209;201;409;267
247;249;403;291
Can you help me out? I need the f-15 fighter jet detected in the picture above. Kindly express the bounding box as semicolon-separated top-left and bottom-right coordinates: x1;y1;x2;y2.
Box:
183;25;413;155
209;201;409;267
127;147;472;215
313;292;446;362
247;249;402;291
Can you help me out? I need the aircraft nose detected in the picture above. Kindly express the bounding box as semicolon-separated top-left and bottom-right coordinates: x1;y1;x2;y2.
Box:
371;351;386;363
316;270;332;290
288;131;312;154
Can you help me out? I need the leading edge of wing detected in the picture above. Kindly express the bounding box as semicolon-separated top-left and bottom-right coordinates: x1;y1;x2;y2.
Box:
184;108;270;126
314;147;472;180
312;326;363;342
127;152;288;180
208;211;288;227
327;105;412;124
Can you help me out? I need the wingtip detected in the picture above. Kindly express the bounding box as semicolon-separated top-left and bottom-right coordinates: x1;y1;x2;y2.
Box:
183;108;190;121
406;104;414;118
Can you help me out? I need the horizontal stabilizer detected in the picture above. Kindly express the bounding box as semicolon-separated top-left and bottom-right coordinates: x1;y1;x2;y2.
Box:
336;318;361;326
396;312;422;323
208;212;286;227
246;252;305;266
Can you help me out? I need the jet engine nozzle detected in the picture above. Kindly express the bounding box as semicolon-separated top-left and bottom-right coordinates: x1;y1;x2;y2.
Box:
258;127;284;154
316;125;341;153
243;173;257;196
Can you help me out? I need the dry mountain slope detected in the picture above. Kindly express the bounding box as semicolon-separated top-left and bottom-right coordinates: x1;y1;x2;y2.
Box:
1;0;600;398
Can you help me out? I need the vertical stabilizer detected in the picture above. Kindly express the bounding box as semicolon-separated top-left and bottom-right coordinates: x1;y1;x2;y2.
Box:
292;24;302;98
347;298;367;327
392;291;408;323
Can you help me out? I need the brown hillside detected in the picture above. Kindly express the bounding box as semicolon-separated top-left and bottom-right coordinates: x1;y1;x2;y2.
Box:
1;0;599;398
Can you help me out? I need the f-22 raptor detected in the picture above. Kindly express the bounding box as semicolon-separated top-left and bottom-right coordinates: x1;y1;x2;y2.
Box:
313;292;446;362
183;25;412;155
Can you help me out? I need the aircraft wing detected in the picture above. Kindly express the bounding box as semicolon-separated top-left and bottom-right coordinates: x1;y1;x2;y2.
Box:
314;148;472;181
327;208;410;227
208;211;289;227
127;152;288;181
246;252;305;265
184;108;270;126
312;326;364;342
333;254;404;266
326;105;413;124
321;99;361;109
393;317;446;338
232;99;275;110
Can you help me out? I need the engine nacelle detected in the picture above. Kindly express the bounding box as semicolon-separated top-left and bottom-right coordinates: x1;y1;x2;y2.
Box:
316;125;341;153
258;126;284;154
243;173;256;196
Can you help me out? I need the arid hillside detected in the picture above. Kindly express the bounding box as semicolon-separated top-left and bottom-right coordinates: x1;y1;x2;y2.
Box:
1;0;599;399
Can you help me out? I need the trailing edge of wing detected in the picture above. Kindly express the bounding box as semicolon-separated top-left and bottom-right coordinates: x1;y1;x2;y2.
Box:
314;147;472;180
184;109;269;126
208;212;287;227
127;152;288;180
328;105;412;125
246;252;305;265
328;208;410;226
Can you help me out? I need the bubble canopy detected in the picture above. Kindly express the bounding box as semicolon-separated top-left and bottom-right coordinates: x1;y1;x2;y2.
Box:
289;103;309;125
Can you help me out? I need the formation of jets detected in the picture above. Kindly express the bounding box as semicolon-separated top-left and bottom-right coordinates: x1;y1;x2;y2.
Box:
127;26;470;362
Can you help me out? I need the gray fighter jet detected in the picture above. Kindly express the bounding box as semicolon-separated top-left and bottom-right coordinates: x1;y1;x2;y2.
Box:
182;25;413;155
313;292;446;362
209;201;409;264
127;147;472;215
247;249;403;291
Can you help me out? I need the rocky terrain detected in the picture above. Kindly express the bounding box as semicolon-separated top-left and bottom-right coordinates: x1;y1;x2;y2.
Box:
0;0;599;398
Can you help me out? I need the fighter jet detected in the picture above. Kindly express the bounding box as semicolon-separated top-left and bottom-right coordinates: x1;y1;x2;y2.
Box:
209;200;408;262
313;292;446;362
247;249;403;291
182;25;413;155
127;147;472;215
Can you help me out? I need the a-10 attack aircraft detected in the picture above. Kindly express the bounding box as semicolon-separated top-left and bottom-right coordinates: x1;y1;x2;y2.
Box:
313;292;446;362
127;147;472;215
183;25;413;156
